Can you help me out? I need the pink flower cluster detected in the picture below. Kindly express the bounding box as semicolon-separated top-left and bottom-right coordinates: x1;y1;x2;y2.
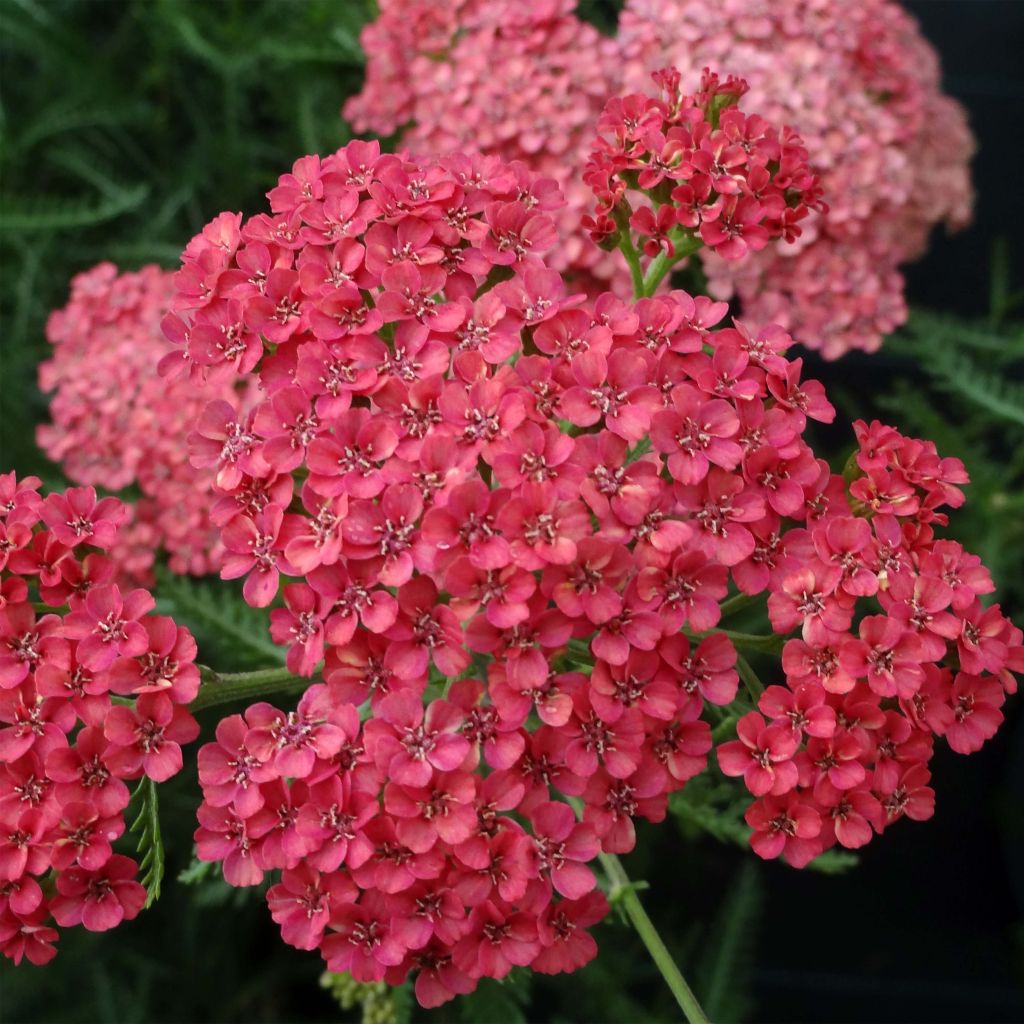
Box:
348;0;974;358
720;421;1022;864
166;143;624;1004
0;474;200;966
583;68;824;261
161;105;1017;1004
38;262;245;582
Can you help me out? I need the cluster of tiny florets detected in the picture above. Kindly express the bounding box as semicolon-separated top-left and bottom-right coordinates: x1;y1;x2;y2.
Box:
0;475;200;966
583;68;824;261
721;421;1021;863
616;0;975;358
38;262;245;582
162;78;1015;1004
348;0;974;358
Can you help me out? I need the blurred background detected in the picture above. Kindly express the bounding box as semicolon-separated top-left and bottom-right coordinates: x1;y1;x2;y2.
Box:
1;1;1022;1021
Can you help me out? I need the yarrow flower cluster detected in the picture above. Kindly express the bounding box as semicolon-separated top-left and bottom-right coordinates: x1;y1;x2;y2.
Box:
0;475;200;966
38;262;246;582
160;70;1016;1006
348;0;974;357
721;421;1021;864
583;68;824;262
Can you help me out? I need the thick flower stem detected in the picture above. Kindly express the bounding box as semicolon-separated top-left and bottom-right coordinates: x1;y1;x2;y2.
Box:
599;852;710;1024
717;592;757;620
189;666;309;713
641;234;703;296
617;235;645;296
734;652;765;701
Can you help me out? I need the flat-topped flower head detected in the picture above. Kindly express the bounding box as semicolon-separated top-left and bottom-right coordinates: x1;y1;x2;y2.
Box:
38;264;251;582
584;68;824;262
0;477;199;964
159;96;1010;1010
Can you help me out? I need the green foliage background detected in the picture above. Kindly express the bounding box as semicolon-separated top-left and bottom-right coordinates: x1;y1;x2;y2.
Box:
1;1;1022;1021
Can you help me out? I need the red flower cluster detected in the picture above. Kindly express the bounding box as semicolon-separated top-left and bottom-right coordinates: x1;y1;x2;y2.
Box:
720;421;1022;864
166;143;621;1005
584;69;824;262
38;262;246;582
0;475;200;966
161;77;1016;1007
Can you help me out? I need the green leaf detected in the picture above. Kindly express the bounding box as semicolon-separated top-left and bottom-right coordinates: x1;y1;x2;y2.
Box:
128;777;164;909
671;780;752;848
0;184;148;232
11;98;147;155
154;571;285;669
458;970;533;1024
804;848;860;874
177;854;216;887
694;861;763;1023
626;435;653;463
46;147;139;199
929;347;1024;429
902;308;1024;363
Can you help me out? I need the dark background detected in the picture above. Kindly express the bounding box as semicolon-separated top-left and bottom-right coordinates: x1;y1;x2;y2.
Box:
760;3;1024;1019
1;2;1022;1021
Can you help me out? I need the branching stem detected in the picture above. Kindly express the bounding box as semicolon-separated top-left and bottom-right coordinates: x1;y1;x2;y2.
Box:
599;851;711;1024
189;666;309;713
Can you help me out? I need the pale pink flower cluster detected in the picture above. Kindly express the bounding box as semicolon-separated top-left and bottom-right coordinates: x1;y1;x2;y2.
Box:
617;0;975;358
345;0;622;287
348;0;974;358
37;263;245;581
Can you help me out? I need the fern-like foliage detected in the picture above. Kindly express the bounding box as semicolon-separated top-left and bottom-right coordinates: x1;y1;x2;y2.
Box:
693;862;763;1023
128;777;164;909
155;570;284;670
892;260;1024;426
177;852;269;910
0;185;150;232
671;775;859;875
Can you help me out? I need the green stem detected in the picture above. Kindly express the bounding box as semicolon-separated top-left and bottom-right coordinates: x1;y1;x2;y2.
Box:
719;629;786;655
599;851;710;1024
617;234;645;296
641;233;703;296
711;713;740;743
567;637;594;659
717;592;757;620
189;666;309;713
734;652;765;702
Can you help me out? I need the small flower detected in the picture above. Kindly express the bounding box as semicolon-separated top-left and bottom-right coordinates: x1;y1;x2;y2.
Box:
717;712;799;796
49;855;146;932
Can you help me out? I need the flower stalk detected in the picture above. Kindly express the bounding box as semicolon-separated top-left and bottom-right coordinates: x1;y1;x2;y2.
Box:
640;231;703;296
190;666;309;713
599;851;710;1024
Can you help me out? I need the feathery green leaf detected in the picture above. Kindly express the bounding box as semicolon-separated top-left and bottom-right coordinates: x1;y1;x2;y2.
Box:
128;777;164;909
